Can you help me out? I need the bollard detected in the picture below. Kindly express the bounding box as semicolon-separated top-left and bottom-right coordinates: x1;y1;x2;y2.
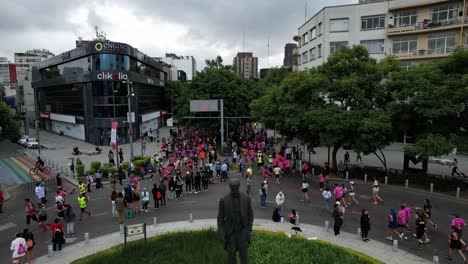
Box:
120;224;124;235
325;220;329;231
346;171;349;180
48;245;53;257
392;239;398;252
312;168;315;177
385;176;388;185
153;217;158;227
405;179;408;189
84;232;90;244
433;256;439;264
456;187;460;199
356;227;361;240
364;173;367;184
189;213;193;223
430;183;434;194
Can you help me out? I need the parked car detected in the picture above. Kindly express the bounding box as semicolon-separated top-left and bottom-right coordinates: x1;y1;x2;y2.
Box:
26;138;39;149
18;135;30;146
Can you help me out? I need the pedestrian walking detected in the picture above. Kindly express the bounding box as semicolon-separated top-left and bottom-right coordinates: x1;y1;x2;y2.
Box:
169;176;176;198
10;232;26;264
86;174;94;193
68;159;75;176
78;181;86;195
415;210;429;247
115;192;126;226
360;209;370;242
35;183;46;204
423;199;438;229
110;190;118;218
332;202;344;237
77;193;90;223
141;188;150;212
259;181;268;208
356;152;362;163
448;227;467;263
63;205;76;237
319;172;325;191
322;187;332;210
56;173;62;188
151;184;159;209
37;204;48;232
119;148;124;163
386;208;400;241
95;170;103;189
337;161;345;178
301;179;309;203
449;158;461;176
184;171;193;193
24;199;38;229
51;218;65;251
108;150;115;166
397;205;408;240
344;151;350;166
23;228;35;264
371;177;384;205
273;166;282;185
347;181;359;205
159;180;167;207
275;191;285;217
201;169;209;191
194;172;201;194
451;214;466;236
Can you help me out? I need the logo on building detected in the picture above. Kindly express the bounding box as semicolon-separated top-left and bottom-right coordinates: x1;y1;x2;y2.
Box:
94;42;129;53
97;72;128;81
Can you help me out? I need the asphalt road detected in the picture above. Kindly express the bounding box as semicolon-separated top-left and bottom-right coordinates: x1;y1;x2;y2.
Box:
1;164;467;263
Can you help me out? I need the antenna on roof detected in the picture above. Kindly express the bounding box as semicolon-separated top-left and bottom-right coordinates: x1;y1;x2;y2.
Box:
95;26;107;41
267;35;270;68
305;0;307;22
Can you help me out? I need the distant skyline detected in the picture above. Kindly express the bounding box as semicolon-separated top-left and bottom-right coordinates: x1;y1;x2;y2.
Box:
0;0;353;70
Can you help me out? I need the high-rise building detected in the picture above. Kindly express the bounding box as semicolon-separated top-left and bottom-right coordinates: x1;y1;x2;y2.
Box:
283;43;298;68
0;57;11;85
297;0;467;71
14;49;54;73
157;53;196;81
233;52;259;80
0;57;17;101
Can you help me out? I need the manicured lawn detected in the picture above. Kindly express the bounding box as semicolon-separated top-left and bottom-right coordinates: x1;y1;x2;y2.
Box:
73;229;383;264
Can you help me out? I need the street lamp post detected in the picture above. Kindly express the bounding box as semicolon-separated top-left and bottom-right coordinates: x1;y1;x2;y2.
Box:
123;80;134;161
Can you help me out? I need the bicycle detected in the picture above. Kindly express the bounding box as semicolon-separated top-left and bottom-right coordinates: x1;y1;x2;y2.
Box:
29;165;51;176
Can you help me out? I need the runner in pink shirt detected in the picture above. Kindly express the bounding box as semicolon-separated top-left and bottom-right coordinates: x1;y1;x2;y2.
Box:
451;214;466;236
397;205;408;240
284;159;291;177
333;184;344;202
319;173;325;190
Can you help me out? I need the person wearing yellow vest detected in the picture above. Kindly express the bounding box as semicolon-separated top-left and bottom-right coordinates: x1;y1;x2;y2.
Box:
78;181;86;194
78;193;90;223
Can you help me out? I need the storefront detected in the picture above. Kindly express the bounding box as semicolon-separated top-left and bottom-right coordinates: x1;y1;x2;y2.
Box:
32;41;168;144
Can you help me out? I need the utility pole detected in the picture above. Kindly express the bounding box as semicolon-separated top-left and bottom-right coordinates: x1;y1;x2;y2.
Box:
124;81;134;161
220;99;224;152
35;120;41;155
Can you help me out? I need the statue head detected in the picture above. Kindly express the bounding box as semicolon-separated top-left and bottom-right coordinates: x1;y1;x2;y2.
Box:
229;178;240;195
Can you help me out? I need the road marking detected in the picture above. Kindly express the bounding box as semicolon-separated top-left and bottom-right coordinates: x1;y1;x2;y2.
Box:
91;212;108;217
0;222;17;232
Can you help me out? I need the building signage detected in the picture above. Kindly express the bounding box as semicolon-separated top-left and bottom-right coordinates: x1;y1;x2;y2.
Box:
40;112;51;119
97;72;128;81
94;42;129;53
111;121;118;148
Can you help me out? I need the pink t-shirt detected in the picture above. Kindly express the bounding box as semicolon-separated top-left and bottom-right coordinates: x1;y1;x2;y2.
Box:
404;207;412;223
284;159;291;168
333;187;343;199
319;173;325;183
397;210;407;225
302;163;308;171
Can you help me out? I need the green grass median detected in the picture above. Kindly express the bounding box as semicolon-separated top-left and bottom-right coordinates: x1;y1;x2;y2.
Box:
73;229;383;264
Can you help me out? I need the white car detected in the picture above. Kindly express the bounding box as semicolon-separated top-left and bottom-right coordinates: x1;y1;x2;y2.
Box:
18;135;30;146
428;157;454;166
26;138;39;149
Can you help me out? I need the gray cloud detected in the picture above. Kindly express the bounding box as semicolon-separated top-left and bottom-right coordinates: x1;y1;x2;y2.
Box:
0;0;353;69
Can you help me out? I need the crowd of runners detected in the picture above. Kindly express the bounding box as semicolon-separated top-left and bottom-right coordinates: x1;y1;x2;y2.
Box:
8;124;468;264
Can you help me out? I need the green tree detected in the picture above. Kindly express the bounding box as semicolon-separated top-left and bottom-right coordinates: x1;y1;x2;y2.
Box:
0;101;21;142
404;133;455;160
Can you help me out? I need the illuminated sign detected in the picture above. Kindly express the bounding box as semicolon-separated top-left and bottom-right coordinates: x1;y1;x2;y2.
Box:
97;72;128;81
94;42;129;53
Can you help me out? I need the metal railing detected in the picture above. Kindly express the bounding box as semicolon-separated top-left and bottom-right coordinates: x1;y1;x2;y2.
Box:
392;47;457;58
388;18;468;34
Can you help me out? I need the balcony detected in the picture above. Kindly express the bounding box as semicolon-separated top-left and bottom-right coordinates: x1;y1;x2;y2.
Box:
389;0;455;11
392;47;457;60
387;18;468;36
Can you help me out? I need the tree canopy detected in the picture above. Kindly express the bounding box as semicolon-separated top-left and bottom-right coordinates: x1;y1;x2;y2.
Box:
0;101;21;142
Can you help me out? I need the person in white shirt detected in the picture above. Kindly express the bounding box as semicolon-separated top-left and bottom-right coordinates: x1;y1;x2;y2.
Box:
10;232;27;263
275;191;285;218
35;183;45;204
141;188;150;213
322;187;332;210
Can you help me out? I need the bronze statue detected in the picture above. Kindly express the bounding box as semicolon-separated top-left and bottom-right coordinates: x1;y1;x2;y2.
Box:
217;178;254;264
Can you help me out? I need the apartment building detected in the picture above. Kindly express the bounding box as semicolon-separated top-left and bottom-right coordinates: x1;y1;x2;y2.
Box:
297;0;467;70
14;49;54;74
387;0;467;66
233;52;259;80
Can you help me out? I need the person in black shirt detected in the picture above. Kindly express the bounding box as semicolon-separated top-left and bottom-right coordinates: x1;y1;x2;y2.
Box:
332;202;343;237
360;209;370;242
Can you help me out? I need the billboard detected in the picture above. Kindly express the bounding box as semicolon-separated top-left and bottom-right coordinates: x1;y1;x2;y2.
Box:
190;100;219;112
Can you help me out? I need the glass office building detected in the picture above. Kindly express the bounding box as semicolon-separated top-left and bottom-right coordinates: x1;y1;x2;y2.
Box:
32;41;167;145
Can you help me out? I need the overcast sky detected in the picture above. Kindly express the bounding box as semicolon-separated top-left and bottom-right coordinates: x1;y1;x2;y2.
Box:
0;0;353;71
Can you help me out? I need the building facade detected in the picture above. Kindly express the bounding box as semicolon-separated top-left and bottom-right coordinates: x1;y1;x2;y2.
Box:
297;0;468;71
233;52;259;80
283;43;298;67
32;41;167;144
158;53;196;81
15;49;54;74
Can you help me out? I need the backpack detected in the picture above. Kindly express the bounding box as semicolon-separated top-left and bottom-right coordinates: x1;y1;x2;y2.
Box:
17;243;26;255
156;191;162;199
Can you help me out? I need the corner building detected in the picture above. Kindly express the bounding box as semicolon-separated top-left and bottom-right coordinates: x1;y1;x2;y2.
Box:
32;41;167;145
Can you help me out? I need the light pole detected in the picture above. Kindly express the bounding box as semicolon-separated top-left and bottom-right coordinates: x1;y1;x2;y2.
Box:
112;85;119;169
123;80;134;161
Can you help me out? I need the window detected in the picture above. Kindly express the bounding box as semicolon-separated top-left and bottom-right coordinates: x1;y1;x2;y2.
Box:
302;51;308;63
318;44;322;57
394;10;418;27
392;37;417;53
330;18;349;32
310;47;316;60
302;32;309;45
311;27;317;39
330;41;348;54
361;15;385;30
318;22;322;35
361;39;385;53
431;5;458;23
428;31;456;53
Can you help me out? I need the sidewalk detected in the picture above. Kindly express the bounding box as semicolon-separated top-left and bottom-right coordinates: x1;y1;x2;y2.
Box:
35;219;430;264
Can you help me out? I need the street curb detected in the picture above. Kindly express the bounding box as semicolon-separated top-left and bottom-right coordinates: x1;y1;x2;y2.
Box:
34;219;431;264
